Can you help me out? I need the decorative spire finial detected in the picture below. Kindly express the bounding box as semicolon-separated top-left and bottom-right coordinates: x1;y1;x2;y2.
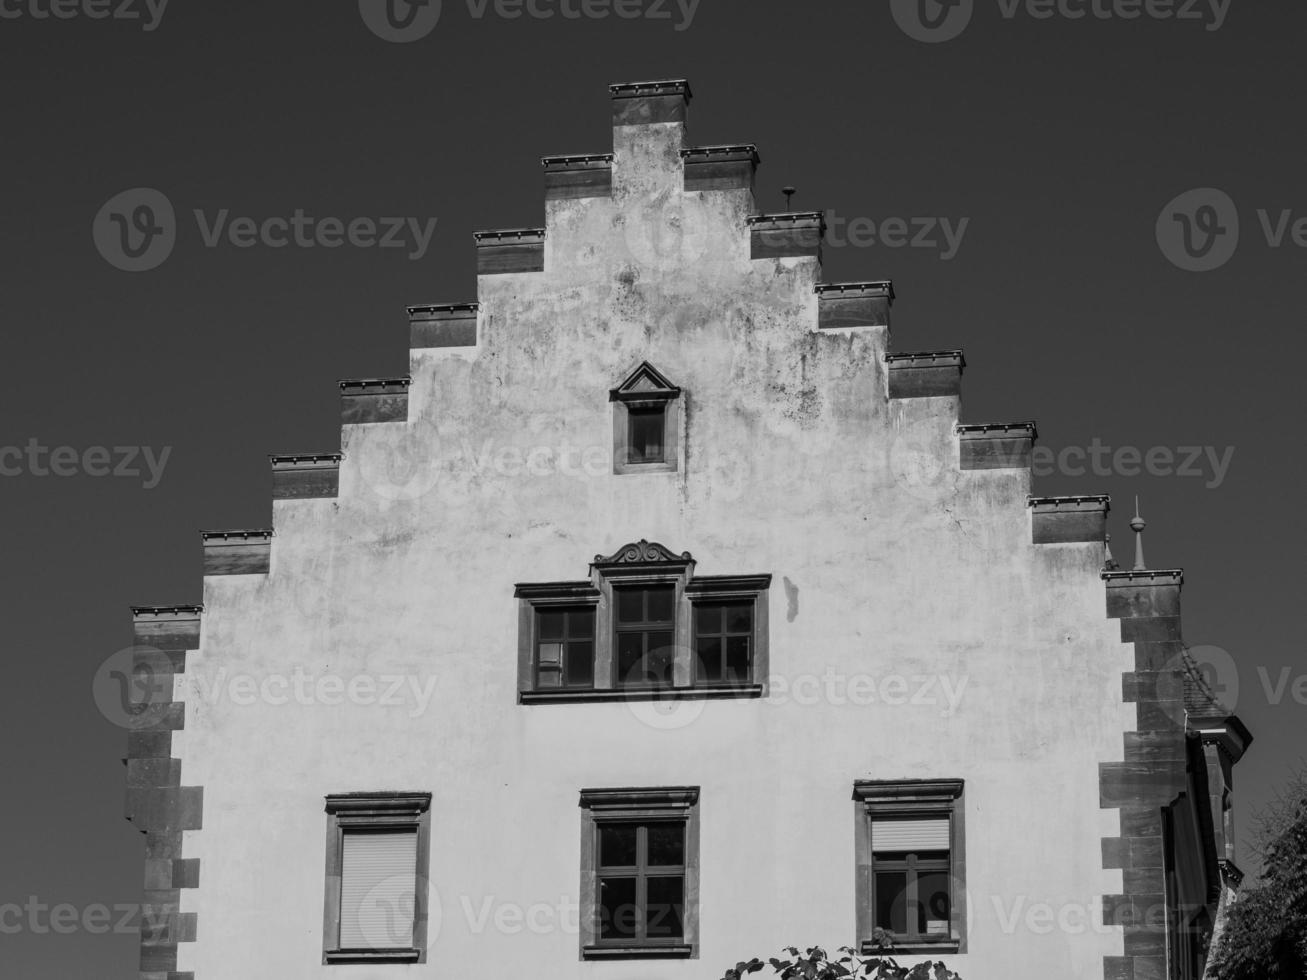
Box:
1130;496;1147;571
782;185;796;210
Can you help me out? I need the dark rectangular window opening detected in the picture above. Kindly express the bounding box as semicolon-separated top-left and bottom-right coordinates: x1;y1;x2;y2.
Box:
871;849;951;943
536;606;596;689
615;586;676;688
693;602;753;685
596;820;687;946
627;407;666;464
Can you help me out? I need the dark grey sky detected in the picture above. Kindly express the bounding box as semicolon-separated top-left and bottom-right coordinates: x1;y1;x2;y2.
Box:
2;2;1303;976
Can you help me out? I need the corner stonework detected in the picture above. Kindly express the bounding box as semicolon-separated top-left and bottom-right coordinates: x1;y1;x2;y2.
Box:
1098;570;1186;980
125;605;205;980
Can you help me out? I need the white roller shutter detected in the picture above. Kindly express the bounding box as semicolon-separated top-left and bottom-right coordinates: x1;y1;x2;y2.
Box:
340;830;418;949
871;818;950;852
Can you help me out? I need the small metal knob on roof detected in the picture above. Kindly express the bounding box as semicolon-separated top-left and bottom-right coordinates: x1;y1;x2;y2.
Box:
783;186;796;209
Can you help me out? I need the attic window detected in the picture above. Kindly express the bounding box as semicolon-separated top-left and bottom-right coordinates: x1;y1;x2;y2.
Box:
610;361;680;475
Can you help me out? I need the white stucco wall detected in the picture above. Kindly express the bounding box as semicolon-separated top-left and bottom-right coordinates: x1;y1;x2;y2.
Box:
172;105;1133;980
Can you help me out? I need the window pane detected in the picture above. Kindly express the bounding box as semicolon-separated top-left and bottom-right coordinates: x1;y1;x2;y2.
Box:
727;604;752;633
599;824;638;868
695;604;722;635
566;641;594;687
537;666;562;688
696;637;722;683
538;611;564;641
646;822;685;867
571;608;595;639
874;870;908;936
646;587;674;623
617;589;643;624
647;632;674;685
645;876;684;940
537;642;563;667
598;876;638;941
726;636;750;681
616;633;644;684
918;872;951;935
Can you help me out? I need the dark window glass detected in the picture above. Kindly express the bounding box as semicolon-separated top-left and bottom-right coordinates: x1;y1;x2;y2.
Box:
646;822;685;866
645;876;684;939
873;851;951;941
694;601;753;685
917;872;951;935
614;586;676;688
628;407;665;463
594;819;687;947
599;877;638;941
600;824;638;868
535;606;596;690
875;870;908;936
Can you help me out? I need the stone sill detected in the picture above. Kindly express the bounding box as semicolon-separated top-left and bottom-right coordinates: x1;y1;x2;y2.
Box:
582;943;694;959
324;948;421;964
520;684;763;705
860;939;960;956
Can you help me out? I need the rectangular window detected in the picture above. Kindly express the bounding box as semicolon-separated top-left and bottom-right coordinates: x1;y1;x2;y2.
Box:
853;780;965;955
693;602;753;684
324;793;431;964
628;407;666;463
597;821;686;943
536;606;596;689
580;787;699;959
614;586;676;687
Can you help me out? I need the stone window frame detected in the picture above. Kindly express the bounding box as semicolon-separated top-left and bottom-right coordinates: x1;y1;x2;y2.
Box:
322;792;432;965
611;361;681;475
853;779;966;956
578;786;700;960
515;541;769;704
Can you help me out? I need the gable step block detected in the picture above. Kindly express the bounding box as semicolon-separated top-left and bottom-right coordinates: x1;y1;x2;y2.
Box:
340;377;410;425
957;422;1038;470
201;530;272;576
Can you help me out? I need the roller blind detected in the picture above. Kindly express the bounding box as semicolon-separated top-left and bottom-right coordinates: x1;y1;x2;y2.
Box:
340;830;418;950
872;818;950;852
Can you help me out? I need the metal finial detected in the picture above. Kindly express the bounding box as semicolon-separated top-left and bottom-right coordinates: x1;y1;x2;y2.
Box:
782;186;796;210
1130;497;1147;571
